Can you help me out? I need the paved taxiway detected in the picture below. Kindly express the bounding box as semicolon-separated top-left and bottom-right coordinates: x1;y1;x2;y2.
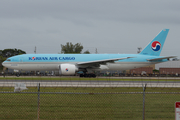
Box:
0;79;180;88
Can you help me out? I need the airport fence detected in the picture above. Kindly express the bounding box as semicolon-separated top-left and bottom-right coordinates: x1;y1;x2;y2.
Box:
0;88;180;119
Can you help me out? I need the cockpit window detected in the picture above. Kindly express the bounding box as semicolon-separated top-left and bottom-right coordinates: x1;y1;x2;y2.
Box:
6;59;11;61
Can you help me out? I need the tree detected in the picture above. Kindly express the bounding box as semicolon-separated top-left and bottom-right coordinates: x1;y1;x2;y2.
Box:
0;49;26;70
83;50;90;54
0;50;2;56
61;42;83;54
0;56;6;70
1;49;26;57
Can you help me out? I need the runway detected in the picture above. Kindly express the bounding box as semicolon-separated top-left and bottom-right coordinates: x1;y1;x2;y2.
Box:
0;79;180;88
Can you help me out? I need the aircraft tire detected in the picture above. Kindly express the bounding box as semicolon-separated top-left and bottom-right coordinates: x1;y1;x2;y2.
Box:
93;74;96;78
80;74;84;77
84;74;88;77
79;74;96;78
16;74;20;77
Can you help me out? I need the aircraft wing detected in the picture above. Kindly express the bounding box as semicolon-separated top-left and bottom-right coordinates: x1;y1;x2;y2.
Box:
147;56;176;61
77;57;132;65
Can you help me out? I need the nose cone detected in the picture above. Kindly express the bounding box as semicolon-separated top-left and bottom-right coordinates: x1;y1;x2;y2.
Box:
2;61;8;68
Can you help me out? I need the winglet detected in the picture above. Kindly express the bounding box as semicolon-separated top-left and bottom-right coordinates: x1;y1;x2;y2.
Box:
140;29;169;56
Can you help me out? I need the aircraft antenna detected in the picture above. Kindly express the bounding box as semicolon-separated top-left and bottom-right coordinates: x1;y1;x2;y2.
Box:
34;46;36;54
137;47;142;53
95;48;98;54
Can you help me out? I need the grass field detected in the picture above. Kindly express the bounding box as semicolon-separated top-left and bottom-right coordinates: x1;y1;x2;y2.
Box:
0;87;180;119
1;86;180;92
0;76;180;119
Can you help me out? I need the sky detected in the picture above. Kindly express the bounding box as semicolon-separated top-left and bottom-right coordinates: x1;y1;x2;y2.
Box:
0;0;180;57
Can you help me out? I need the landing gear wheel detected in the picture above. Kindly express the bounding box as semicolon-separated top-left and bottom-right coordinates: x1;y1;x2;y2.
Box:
16;74;20;77
79;74;96;78
80;74;84;77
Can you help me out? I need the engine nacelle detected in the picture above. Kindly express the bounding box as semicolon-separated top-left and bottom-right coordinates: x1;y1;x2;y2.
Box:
59;64;78;75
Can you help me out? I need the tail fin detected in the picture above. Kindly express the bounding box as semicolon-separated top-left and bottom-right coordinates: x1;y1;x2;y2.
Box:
139;29;169;56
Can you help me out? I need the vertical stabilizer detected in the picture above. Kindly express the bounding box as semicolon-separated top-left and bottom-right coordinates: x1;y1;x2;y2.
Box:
140;29;169;56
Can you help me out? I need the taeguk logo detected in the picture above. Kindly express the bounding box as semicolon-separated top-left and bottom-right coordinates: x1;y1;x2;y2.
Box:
151;41;161;51
66;68;68;72
32;57;36;60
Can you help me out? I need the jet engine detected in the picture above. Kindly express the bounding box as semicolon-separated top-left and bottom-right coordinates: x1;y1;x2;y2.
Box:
59;64;78;75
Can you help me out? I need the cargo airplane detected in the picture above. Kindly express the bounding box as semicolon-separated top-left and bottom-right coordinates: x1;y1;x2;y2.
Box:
2;29;176;77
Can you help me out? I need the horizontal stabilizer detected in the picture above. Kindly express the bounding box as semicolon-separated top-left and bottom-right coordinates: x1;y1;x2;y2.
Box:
147;56;176;61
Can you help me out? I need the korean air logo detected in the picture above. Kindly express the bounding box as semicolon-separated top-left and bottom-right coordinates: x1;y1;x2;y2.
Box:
32;57;36;60
66;68;68;72
151;41;161;51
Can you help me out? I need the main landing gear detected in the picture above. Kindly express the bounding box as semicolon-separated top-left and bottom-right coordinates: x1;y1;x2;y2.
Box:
79;73;96;78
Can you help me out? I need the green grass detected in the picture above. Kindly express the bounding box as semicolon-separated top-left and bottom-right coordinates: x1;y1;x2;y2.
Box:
0;87;180;119
1;86;180;93
39;87;180;93
0;77;179;119
0;91;179;120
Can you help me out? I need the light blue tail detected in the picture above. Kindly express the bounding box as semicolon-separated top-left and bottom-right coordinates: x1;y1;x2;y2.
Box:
140;29;169;56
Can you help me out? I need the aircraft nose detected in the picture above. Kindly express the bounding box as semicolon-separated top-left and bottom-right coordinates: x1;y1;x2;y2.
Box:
2;62;4;66
2;61;6;67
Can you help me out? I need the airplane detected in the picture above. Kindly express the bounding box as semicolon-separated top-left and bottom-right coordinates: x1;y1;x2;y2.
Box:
2;29;176;77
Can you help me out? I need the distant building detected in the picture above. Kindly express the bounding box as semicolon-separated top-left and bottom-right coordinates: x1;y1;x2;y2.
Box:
126;64;155;74
130;67;153;75
159;68;180;75
155;61;180;70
